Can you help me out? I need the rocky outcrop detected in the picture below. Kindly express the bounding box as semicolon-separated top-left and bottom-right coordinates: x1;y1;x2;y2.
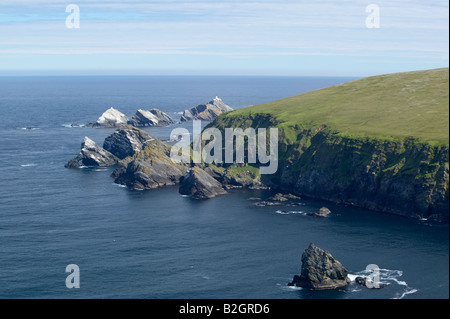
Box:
289;243;350;290
65;137;118;168
179;167;227;199
128;109;174;127
87;107;129;128
112;138;188;190
180;97;233;122
103;125;152;159
354;276;385;289
269;193;301;202
202;164;269;190
315;207;331;217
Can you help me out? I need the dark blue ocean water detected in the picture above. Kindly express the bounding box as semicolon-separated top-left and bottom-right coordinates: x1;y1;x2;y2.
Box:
0;76;448;299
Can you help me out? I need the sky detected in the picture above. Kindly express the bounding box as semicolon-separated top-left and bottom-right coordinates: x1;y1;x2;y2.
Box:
0;0;448;76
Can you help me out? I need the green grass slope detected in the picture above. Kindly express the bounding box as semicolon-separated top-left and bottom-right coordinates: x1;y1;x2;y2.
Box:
227;68;449;145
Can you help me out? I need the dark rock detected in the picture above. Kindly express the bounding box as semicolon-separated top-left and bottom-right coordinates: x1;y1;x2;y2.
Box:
179;167;227;199
113;138;188;190
354;276;386;289
180;97;233;122
289;243;350;290
65;137;118;168
269;193;301;201
128;109;174;127
103;125;152;160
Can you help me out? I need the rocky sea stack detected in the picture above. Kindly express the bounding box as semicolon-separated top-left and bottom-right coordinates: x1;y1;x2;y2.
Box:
179;167;227;199
87;107;129;128
181;97;233;122
128;109;174;127
65;137;118;168
289;243;350;290
103;125;153;159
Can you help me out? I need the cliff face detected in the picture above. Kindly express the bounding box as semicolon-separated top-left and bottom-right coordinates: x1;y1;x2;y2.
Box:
211;114;449;222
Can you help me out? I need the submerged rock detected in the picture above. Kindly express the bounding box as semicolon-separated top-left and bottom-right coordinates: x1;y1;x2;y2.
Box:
269;193;301;202
128;109;174;127
103;125;153;160
180;97;233;122
354;276;386;289
179;167;227;199
289;243;350;290
87;107;129;128
65;137;118;168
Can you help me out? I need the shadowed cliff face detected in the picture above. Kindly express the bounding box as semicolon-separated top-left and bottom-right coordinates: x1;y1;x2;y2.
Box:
210;114;449;222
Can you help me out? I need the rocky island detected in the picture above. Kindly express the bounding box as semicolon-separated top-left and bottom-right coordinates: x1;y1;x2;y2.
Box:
289;243;350;290
87;107;129;128
65;136;118;168
180;96;233;122
128;109;174;127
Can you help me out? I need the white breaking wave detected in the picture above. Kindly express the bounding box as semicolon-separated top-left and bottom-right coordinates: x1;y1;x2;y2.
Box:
348;268;418;299
275;210;307;216
20;163;37;167
21;127;40;130
62;123;85;128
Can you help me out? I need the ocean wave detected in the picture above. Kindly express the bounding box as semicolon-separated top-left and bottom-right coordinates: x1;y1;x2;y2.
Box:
21;127;40;130
349;268;418;299
113;183;127;188
275;210;307;216
20;163;37;167
62;123;85;128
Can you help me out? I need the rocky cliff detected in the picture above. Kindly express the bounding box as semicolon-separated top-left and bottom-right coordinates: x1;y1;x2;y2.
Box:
209;114;449;222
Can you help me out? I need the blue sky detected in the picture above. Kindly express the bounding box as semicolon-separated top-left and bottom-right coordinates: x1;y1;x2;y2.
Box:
0;0;448;76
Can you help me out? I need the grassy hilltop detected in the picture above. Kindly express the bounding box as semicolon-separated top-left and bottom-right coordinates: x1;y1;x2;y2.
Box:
210;68;449;221
226;68;449;145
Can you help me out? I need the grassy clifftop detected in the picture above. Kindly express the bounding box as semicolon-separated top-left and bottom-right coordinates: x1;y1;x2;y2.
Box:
210;68;449;221
226;68;449;145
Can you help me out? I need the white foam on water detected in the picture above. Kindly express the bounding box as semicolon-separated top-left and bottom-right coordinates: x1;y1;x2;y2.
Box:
62;123;85;128
21;127;40;130
347;274;358;282
20;163;37;167
350;268;418;299
275;210;307;216
395;289;419;299
113;183;127;188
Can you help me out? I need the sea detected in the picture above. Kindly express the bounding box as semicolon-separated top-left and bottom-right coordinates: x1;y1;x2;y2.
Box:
0;76;448;299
